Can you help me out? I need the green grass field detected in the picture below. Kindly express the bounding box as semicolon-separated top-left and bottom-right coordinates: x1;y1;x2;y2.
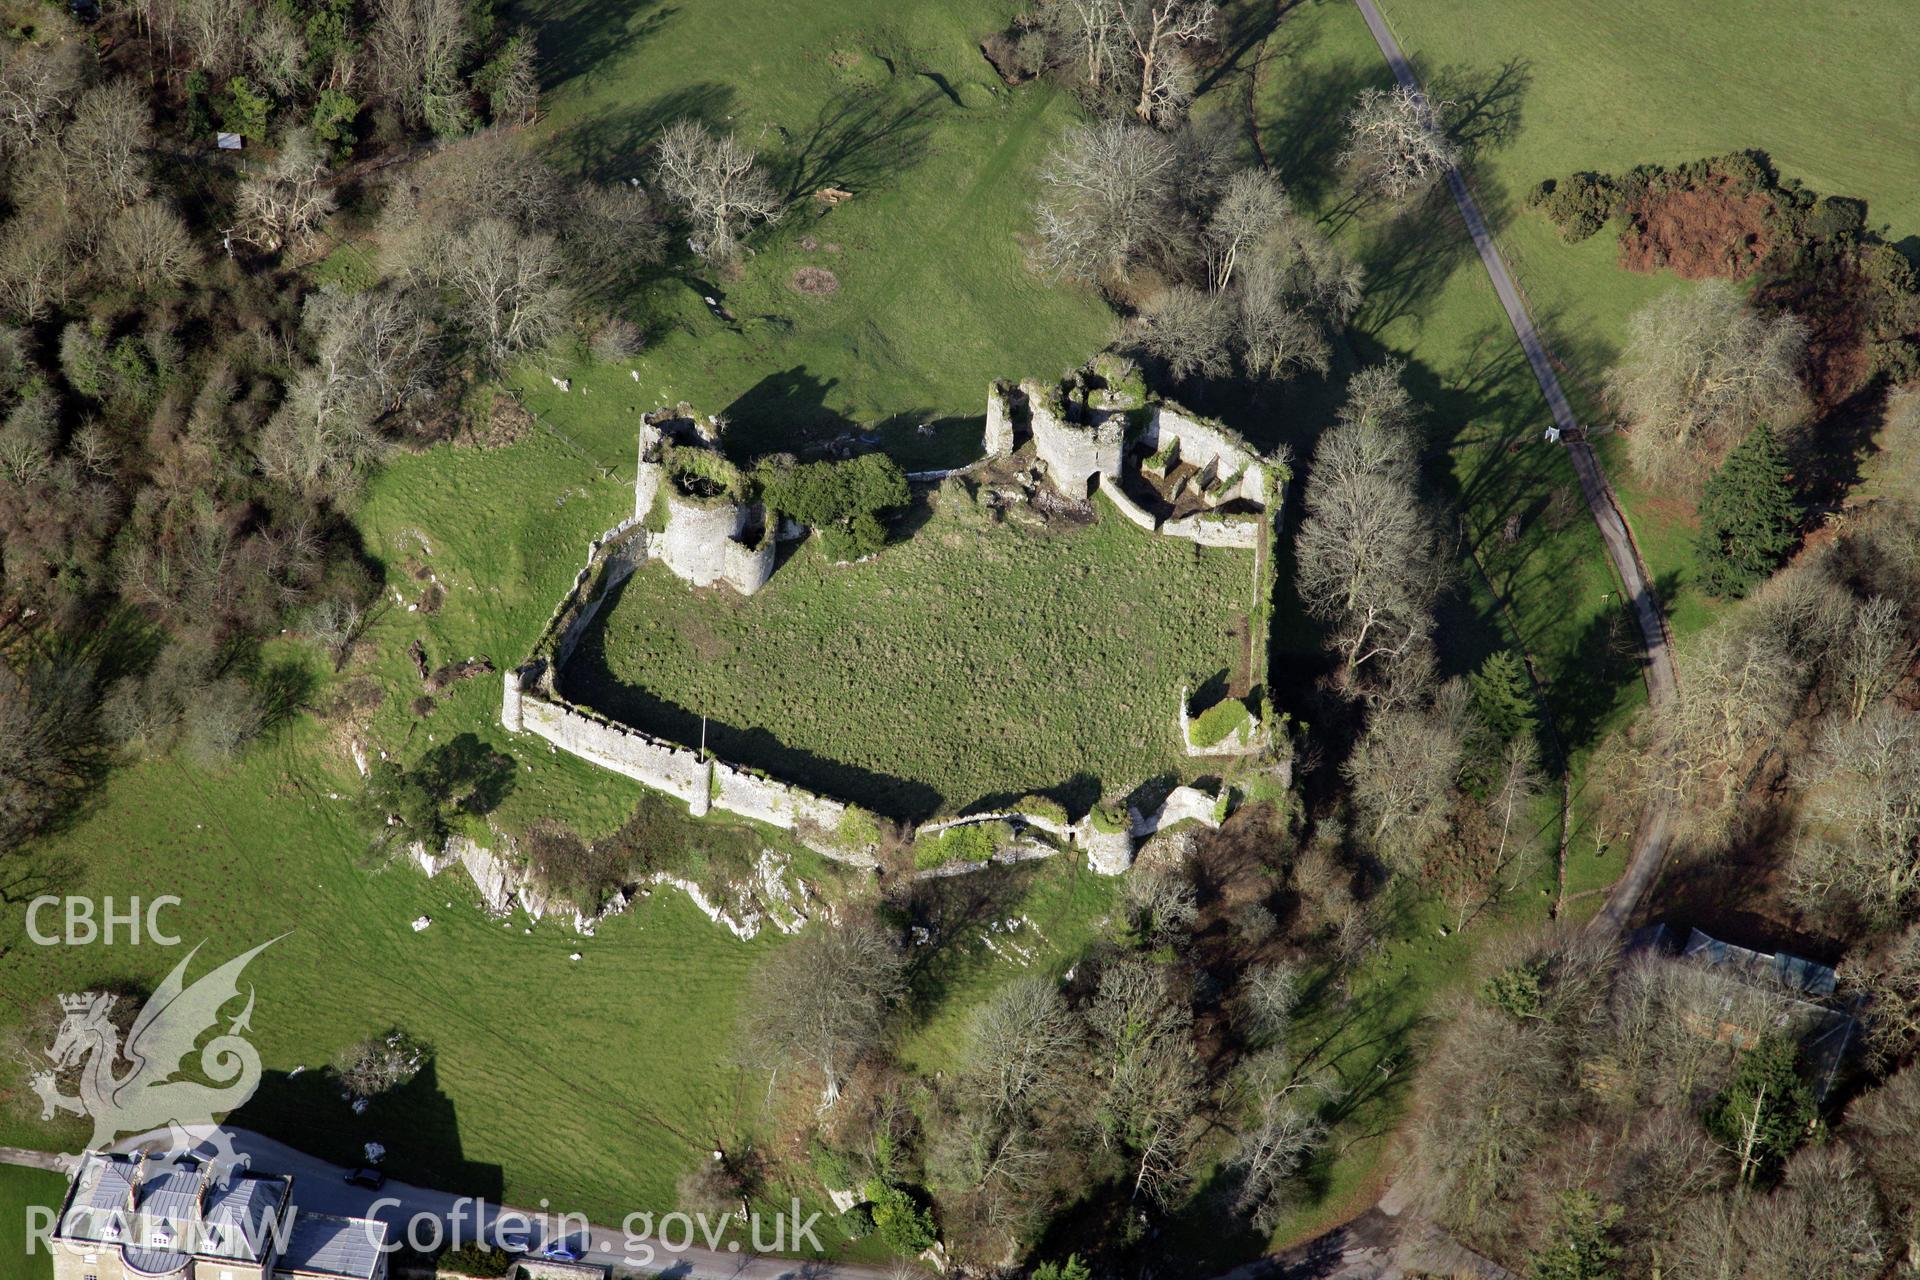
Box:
566;490;1254;819
514;0;1117;469
1370;0;1920;640
0;1165;63;1278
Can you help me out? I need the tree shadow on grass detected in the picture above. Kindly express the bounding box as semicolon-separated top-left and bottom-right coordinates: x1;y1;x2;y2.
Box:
775;85;944;203
893;863;1036;1022
231;1062;505;1204
532;0;680;94
555;82;736;181
1430;56;1532;164
720;365;856;459
1259;54;1388;211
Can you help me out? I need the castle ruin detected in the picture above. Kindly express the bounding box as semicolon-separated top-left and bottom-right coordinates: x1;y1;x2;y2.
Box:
501;358;1285;876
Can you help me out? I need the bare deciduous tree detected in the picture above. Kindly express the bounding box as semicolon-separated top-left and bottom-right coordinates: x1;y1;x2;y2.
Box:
426;217;570;370
100;200;200;294
370;0;475;135
0;34;87;155
61;81;152;213
650;120;782;267
245;5;309;99
1734;1145;1885;1280
1120;0;1215;125
1038;0;1213;125
1131;284;1232;380
1833;594;1916;722
1343;682;1468;875
741;916;905;1110
1341;85;1457;203
1086;959;1202;1204
1846;1066;1920;1268
0;213;72;322
1608;280;1808;485
1787;703;1920;928
1296;364;1446;682
1839;925;1920;1070
1407;1001;1566;1239
1034;119;1185;283
958;977;1079;1118
236;131;338;253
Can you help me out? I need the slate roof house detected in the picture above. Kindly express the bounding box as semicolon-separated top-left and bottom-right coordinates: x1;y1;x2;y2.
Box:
51;1152;388;1280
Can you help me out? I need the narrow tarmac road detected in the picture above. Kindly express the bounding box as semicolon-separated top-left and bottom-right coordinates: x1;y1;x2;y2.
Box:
1351;0;1678;931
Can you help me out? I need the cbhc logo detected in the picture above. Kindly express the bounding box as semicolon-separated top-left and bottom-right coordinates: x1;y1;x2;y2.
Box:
25;896;183;946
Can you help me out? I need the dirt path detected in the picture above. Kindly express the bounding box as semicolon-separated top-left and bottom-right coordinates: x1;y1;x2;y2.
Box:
1349;0;1678;933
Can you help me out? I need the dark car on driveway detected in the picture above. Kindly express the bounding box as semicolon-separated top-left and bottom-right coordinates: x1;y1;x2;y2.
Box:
343;1166;386;1190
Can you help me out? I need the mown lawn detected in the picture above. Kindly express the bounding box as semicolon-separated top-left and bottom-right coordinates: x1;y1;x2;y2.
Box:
512;0;1117;470
565;488;1255;820
0;1165;63;1278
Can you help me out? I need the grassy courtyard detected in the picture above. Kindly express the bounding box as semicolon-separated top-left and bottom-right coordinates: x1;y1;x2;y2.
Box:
564;488;1257;820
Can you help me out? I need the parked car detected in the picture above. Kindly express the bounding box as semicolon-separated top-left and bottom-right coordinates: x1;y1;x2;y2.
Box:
343;1167;386;1191
541;1238;585;1262
495;1226;536;1254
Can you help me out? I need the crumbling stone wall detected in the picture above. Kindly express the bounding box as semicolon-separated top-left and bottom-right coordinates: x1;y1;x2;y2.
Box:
984;380;1017;456
1161;512;1262;548
1022;378;1123;496
1142;405;1266;497
1100;483;1160;532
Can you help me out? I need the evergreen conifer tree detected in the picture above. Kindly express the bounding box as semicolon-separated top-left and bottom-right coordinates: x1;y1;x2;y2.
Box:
1696;423;1799;597
1470;649;1536;744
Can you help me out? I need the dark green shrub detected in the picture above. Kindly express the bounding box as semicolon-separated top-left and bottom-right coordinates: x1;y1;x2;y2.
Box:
219;76;272;142
913;820;1008;869
1807;195;1867;240
839;1203;875;1239
864;1179;936;1255
1014;794;1070;827
1529;172;1616;242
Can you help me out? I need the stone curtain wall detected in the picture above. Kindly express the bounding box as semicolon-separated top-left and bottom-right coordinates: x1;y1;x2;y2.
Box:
503;525;878;865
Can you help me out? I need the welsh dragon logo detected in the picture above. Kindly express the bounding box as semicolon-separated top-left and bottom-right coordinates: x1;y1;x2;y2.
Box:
30;938;279;1180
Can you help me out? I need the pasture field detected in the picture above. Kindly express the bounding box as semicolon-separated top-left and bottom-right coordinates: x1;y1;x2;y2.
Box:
515;0;1118;469
564;487;1256;820
1373;0;1920;636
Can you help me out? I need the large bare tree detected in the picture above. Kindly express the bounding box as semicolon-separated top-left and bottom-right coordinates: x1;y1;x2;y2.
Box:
1608;280;1808;485
741;916;905;1110
650;119;782;267
1085;960;1203;1205
1787;703;1920;928
1033;119;1186;283
1343;682;1468;875
369;0;475;135
425;217;570;370
1340;85;1457;203
235;131;338;253
1295;363;1446;682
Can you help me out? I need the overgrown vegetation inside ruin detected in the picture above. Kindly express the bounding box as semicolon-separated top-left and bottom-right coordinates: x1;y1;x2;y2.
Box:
562;482;1254;819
